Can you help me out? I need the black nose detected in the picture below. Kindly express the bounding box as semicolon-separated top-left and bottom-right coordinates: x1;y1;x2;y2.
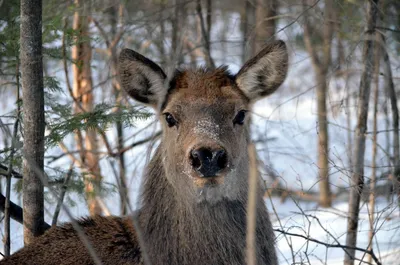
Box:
190;147;228;178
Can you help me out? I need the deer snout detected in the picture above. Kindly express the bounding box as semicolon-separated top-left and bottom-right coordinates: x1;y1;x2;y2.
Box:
190;147;228;178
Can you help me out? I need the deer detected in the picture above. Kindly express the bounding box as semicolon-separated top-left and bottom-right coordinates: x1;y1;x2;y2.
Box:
1;40;288;265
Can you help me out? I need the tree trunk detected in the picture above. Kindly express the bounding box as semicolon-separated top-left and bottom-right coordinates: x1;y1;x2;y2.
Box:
303;0;334;207
196;0;215;69
171;0;186;66
72;0;102;216
344;1;379;264
316;70;331;207
255;0;278;51
20;0;45;244
367;31;381;264
242;0;256;61
380;36;400;207
108;3;128;215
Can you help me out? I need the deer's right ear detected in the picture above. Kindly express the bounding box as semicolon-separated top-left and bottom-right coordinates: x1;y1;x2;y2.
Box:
119;49;167;107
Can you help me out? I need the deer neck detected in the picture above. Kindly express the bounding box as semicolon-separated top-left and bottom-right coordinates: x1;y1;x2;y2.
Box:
137;146;275;265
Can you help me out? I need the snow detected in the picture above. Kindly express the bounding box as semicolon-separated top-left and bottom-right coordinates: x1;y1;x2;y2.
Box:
267;197;400;264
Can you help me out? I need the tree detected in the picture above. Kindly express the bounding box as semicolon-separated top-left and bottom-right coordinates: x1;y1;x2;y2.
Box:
20;0;46;244
344;1;379;264
303;0;334;208
72;0;102;216
196;0;215;69
255;0;278;51
242;0;256;61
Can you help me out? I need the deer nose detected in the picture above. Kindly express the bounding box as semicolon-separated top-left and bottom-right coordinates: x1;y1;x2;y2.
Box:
190;147;228;178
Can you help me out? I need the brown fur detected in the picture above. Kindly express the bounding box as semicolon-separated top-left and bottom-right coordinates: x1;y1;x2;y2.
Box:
2;216;140;264
2;40;288;265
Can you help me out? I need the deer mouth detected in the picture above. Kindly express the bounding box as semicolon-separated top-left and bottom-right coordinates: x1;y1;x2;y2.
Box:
192;175;225;187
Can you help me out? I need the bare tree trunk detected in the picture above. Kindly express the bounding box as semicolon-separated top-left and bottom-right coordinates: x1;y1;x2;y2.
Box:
242;0;256;61
316;71;331;207
171;0;186;66
255;0;278;51
20;0;45;244
344;1;379;264
346;89;353;170
196;0;215;69
303;0;334;207
380;36;400;207
246;143;258;265
108;3;128;215
72;0;102;216
367;32;381;264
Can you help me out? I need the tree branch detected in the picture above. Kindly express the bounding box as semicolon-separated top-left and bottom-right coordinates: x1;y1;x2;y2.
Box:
0;192;51;230
115;131;162;156
274;229;382;265
0;164;23;179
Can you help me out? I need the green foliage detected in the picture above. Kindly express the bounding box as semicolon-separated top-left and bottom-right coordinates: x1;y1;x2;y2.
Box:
44;76;63;93
46;101;152;146
0;0;20;71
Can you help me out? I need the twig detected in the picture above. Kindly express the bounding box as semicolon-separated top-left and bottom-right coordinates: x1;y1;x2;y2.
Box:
115;131;162;156
51;165;73;226
266;191;296;263
274;229;382;265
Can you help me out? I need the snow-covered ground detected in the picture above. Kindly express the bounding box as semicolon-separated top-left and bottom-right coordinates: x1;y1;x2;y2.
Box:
267;197;399;264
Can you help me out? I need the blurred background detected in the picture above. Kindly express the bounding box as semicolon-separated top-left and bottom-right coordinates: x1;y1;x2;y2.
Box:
0;0;399;263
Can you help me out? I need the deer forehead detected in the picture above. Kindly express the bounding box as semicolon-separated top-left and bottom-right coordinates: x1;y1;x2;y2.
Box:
162;69;248;114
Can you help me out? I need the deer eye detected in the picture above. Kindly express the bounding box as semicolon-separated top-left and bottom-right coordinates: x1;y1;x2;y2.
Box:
233;110;247;125
164;113;177;127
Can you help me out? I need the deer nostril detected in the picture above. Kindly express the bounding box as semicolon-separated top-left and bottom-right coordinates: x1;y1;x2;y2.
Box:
215;150;228;170
190;150;202;170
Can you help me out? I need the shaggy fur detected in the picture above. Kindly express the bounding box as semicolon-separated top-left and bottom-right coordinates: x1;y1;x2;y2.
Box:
1;40;288;265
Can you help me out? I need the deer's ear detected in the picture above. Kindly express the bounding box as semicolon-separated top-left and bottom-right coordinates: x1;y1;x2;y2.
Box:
119;48;167;107
235;40;288;101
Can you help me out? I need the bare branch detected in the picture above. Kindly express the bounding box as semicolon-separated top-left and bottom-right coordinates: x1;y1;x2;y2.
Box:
275;229;382;265
51;165;73;226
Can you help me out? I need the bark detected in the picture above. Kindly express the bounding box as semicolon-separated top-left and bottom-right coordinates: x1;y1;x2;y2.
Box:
72;0;102;216
196;0;215;69
344;1;379;264
316;71;331;207
380;36;400;206
171;0;186;66
303;0;334;207
242;0;256;61
20;0;46;244
108;3;128;215
255;0;278;52
367;33;381;264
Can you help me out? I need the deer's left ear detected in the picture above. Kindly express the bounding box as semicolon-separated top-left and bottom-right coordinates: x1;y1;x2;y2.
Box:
235;40;288;101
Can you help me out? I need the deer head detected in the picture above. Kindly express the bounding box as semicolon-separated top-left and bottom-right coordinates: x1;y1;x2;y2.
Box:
119;40;288;204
